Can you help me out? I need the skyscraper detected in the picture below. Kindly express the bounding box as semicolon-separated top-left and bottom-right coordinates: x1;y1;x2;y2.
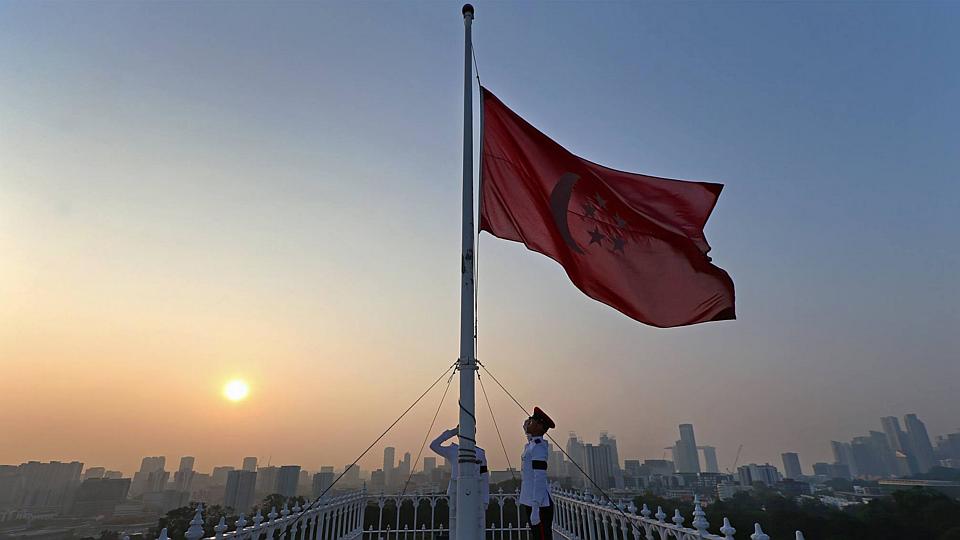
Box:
343;464;360;488
904;414;936;473
673;424;701;474
174;456;196;492
383;447;396;488
83;467;106;480
130;456;167;497
276;466;301;497
830;441;859;478
781;452;802;479
397;452;411;487
583;444;616;489
312;467;335;498
17;461;84;512
242;457;258;472
423;457;437;474
598;432;624;488
566;433;587;488
211;466;235;485
256;466;279;497
737;464;781;487
224;470;257;513
700;446;720;474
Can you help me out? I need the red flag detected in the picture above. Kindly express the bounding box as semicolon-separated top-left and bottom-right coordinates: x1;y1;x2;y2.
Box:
479;87;735;328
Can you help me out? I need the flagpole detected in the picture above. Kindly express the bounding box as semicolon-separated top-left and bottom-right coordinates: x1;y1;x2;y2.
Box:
456;4;479;540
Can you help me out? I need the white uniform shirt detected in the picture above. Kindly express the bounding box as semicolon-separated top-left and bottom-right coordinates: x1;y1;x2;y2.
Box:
430;430;490;504
519;435;550;507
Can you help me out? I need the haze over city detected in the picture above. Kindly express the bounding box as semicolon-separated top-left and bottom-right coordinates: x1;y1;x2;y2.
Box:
2;0;958;481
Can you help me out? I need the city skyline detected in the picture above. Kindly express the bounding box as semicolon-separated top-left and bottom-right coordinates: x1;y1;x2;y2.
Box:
6;413;956;482
2;1;958;480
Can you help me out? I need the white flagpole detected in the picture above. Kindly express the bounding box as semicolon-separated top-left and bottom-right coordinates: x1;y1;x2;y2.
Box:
456;4;479;540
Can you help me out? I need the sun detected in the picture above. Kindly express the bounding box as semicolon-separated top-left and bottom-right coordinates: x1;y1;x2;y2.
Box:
223;379;250;402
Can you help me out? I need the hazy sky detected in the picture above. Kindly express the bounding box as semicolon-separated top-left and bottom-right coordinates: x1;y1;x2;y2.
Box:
2;1;958;477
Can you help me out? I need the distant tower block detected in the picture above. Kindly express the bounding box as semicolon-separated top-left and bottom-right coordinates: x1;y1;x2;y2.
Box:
700;446;720;473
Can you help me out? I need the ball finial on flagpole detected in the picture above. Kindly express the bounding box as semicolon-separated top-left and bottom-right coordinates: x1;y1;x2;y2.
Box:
462;4;474;18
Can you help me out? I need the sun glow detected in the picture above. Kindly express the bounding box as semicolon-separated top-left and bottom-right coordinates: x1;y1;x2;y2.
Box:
223;379;250;402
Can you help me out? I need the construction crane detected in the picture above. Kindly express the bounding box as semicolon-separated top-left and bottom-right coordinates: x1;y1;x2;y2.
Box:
726;444;743;473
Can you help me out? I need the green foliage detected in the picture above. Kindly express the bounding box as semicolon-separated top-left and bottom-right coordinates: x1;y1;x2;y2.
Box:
151;502;235;539
633;487;960;540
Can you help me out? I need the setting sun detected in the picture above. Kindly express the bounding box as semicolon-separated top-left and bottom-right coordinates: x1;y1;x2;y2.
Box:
223;379;250;402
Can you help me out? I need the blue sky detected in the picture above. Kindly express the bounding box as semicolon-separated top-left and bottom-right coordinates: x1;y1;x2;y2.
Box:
1;1;958;473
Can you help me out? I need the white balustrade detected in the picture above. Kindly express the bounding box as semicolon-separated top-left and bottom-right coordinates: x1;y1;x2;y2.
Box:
182;485;805;540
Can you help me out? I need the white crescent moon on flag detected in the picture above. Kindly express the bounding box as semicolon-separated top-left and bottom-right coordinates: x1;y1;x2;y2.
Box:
549;172;584;254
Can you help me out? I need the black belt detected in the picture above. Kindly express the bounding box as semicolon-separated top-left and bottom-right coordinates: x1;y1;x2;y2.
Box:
480;465;488;474
532;460;548;470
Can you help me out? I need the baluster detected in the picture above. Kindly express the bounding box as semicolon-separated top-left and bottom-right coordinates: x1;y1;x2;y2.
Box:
671;509;684;529
377;495;385;537
691;497;708;535
719;518;736;540
796;532;806;540
750;524;770;540
395;498;401;537
185;505;205;540
156;528;169;540
214;517;228;540
289;514;300;540
498;492;505;540
412;497;420;540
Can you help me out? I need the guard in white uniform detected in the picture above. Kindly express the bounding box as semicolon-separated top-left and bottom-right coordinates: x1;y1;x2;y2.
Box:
520;407;555;540
430;426;490;540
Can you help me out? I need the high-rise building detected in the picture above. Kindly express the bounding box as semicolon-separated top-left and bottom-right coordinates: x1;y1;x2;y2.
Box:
737;464;780;487
242;457;258;472
565;433;587;488
224;470;257;513
343;464;360;488
383;448;396;488
672;424;701;474
881;417;917;474
312;467;335;499
69;478;130;517
700;446;720;474
130;456;166;497
781;452;803;480
174;457;196;492
643;460;675;476
830;441;859;478
212;466;235;485
547;442;565;478
598;432;624;488
276;466;301;497
370;469;385;490
256;466;279;497
583;444;616;489
423;457;437;474
17;461;84;512
103;471;123;480
904;414;936;473
396;453;411;488
83;467;106;480
178;457;195;472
